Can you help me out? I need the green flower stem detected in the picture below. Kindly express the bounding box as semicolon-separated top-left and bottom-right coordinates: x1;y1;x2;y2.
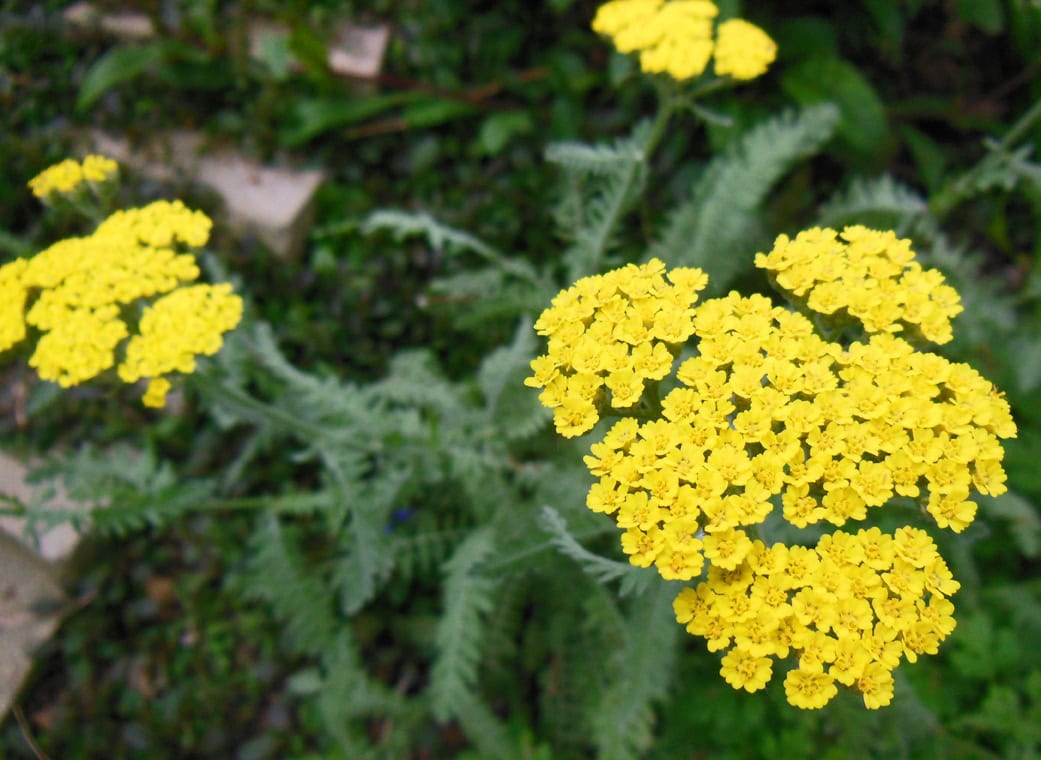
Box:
578;87;675;278
190;373;353;447
675;77;736;125
453;228;550;290
191;492;335;513
486;525;619;571
930;95;1041;219
687;76;733;100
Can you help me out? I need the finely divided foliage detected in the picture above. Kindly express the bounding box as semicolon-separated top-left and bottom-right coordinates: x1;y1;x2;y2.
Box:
647;103;840;290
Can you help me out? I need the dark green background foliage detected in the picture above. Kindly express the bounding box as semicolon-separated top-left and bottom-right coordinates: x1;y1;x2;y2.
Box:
2;0;1041;757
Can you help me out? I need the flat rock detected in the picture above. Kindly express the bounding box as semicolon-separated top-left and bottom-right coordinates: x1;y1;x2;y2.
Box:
66;2;389;78
63;1;154;38
0;451;82;565
249;20;389;78
90;130;326;258
0;531;67;718
0;451;78;719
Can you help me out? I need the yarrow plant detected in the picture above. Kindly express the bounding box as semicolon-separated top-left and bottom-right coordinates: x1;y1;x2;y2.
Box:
1;157;243;407
27;153;119;200
592;0;777;82
527;225;1016;710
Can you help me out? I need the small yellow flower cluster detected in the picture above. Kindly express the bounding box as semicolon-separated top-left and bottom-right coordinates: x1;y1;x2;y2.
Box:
525;259;708;437
673;527;959;709
713;19;778;81
530;226;1017;709
94;200;212;249
27;154;119;199
755;226;964;344
1;159;242;407
119;284;243;407
591;0;777;81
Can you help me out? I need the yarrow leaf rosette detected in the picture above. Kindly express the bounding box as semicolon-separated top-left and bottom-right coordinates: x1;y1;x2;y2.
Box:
1;157;243;408
591;0;777;82
527;225;1017;710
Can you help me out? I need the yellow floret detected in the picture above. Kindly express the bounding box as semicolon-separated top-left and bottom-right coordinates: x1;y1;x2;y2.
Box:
119;283;244;384
28;155;119;199
713;19;777;80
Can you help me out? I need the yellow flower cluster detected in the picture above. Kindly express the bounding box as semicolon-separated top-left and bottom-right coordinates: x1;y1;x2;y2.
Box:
591;0;777;81
1;159;242;407
119;284;243;407
530;226;1017;709
755;226;964;344
674;527;958;709
94;200;212;249
583;292;1012;578
27;154;119;199
713;19;778;81
525;259;708;437
0;260;29;352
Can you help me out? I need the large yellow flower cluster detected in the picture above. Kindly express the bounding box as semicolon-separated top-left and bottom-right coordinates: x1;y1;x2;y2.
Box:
591;0;777;81
529;225;1017;709
584;293;1012;577
674;527;958;709
1;159;242;408
755;226;964;343
525;259;708;437
28;154;118;199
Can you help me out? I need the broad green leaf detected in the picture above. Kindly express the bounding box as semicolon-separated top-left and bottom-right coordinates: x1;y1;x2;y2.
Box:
400;98;477;130
957;0;1005;34
781;57;888;160
901;124;947;193
279;92;419;147
862;0;907;62
156;57;234;91
77;42;168;112
288;23;329;77
475;110;535;155
773;17;839;61
1007;0;1041;56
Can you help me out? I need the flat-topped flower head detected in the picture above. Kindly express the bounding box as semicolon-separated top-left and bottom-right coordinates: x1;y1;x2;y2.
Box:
94;199;212;249
755;226;964;344
532;236;1016;711
676;529;958;709
3;171;242;407
119;283;243;407
28;154;118;199
0;260;29;354
527;259;707;437
713;18;777;80
592;0;776;82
